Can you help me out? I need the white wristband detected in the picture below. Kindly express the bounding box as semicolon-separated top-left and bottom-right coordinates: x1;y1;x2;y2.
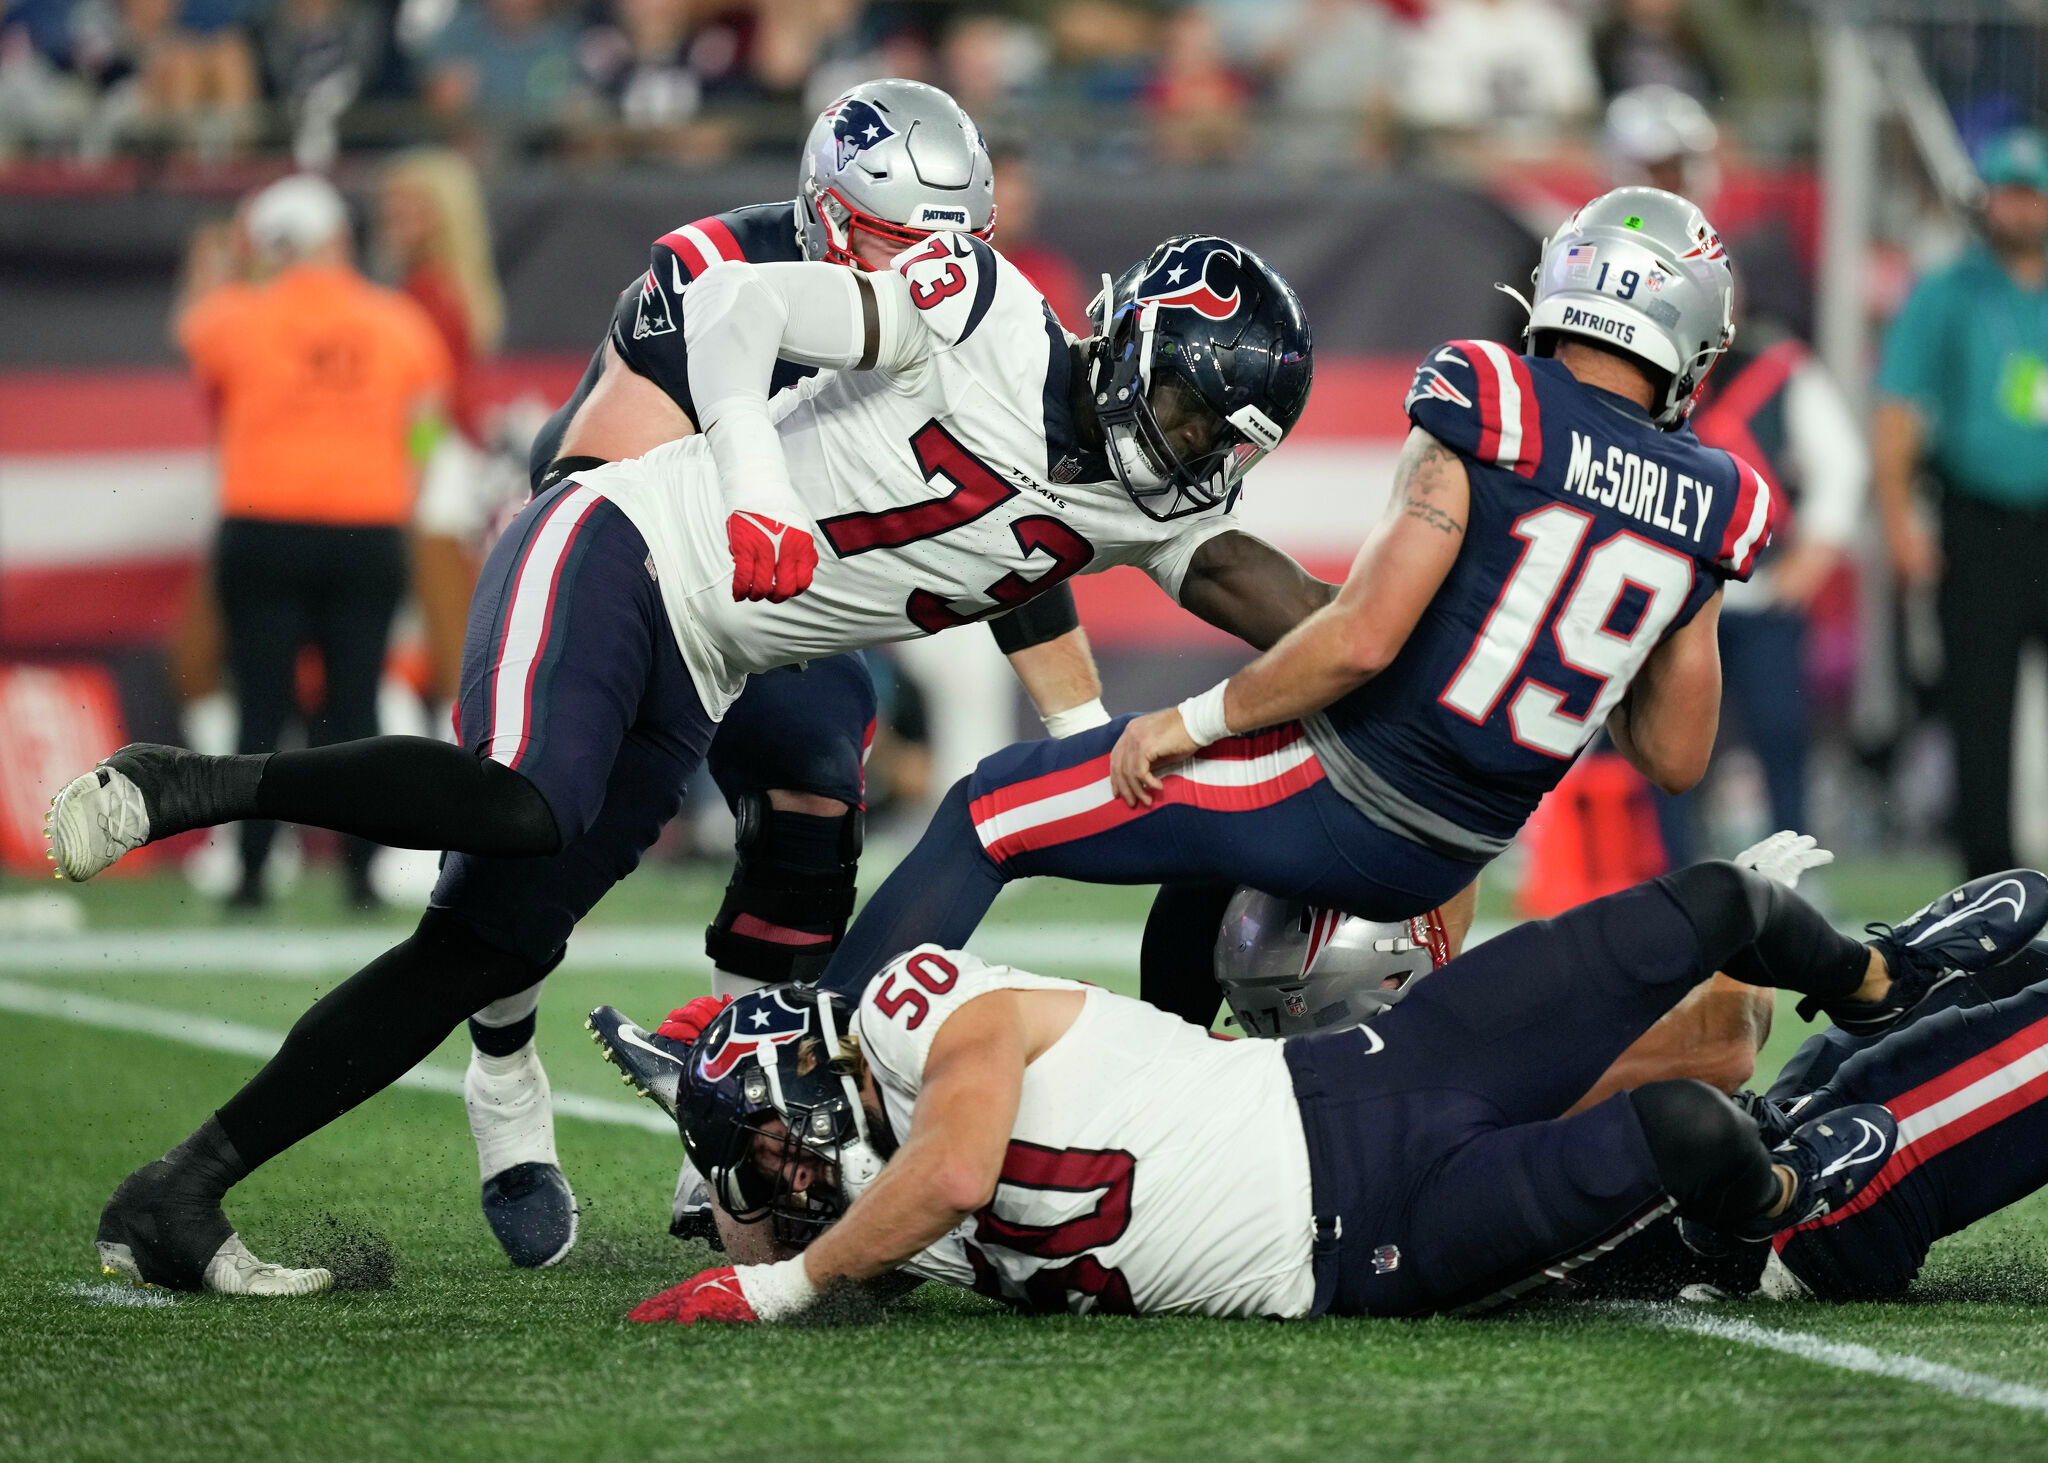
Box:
1176;680;1234;748
1042;698;1110;738
735;1255;818;1321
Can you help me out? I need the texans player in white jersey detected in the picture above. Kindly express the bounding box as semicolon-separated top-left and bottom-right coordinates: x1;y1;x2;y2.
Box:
465;81;1112;1267
815;187;1773;1096
602;853;2046;1324
51;228;1333;1297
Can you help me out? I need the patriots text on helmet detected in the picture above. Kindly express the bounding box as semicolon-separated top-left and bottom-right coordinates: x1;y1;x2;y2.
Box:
1558;305;1637;346
1562;430;1714;542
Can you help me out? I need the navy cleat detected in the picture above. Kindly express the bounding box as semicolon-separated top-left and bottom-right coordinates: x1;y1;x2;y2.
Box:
480;1162;579;1269
1730;1102;1898;1243
1803;869;2048;1037
586;1005;692;1120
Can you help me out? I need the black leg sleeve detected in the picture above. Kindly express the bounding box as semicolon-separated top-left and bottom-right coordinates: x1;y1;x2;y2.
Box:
256;737;562;856
215;909;557;1170
1662;860;1867;1002
1140;881;1236;1027
1629;1080;1783;1231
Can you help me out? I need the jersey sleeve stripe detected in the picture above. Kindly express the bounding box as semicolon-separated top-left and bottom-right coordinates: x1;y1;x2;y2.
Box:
656;229;714;280
1469;340;1540;476
692;216;745;262
1453;339;1504;464
955;235;999;345
1718;459;1773;575
1504;350;1544;477
484;483;608;769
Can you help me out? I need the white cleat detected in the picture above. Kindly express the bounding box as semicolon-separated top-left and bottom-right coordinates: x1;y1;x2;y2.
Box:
97;1234;332;1298
47;763;151;882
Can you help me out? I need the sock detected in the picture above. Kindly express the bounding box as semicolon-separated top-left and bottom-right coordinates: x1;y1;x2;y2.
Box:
816;778;1007;999
470;979;544;1057
712;969;771;999
216;911;553;1169
1666;861;1869;1002
255;737;561;855
165;1113;251;1204
128;750;267;839
1140;881;1237;1027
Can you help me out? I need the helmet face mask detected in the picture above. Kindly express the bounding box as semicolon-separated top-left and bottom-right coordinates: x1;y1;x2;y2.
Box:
1087;236;1310;521
796;81;996;270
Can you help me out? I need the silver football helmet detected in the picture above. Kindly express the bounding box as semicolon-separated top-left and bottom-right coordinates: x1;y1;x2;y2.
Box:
796;79;996;269
1521;186;1735;429
1213;889;1447;1039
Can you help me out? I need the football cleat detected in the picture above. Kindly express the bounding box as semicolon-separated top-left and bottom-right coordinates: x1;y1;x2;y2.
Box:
1730;1102;1899;1243
47;763;152;882
672;1157;722;1249
1804;869;2048;1036
97;1163;329;1296
586;1005;693;1121
480;1162;579;1269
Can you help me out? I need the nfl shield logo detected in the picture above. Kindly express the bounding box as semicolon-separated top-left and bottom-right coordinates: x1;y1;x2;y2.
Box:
1372;1245;1402;1274
1283;990;1309;1018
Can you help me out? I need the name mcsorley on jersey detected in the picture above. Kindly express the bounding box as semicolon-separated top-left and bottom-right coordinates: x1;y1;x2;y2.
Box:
1561;428;1715;543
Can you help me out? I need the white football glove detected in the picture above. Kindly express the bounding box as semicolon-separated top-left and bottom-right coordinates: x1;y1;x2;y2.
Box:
1732;830;1834;890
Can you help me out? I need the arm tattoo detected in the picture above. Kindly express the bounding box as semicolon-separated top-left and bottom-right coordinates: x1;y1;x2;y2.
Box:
1392;437;1466;538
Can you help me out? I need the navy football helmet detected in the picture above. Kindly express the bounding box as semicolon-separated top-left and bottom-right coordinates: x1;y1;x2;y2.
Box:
676;985;886;1247
1084;235;1313;520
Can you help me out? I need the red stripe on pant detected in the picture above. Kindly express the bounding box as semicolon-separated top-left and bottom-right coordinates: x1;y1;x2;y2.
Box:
966;724;1309;836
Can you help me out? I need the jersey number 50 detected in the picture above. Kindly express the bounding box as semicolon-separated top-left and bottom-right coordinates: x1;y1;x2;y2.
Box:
1440;503;1694;759
818;420;1096;633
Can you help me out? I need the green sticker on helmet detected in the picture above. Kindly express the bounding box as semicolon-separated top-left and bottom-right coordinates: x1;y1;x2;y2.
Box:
1623;215;1645;230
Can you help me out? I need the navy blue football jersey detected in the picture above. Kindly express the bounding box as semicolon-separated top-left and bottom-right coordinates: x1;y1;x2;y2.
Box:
529;200;814;488
1316;339;1774;851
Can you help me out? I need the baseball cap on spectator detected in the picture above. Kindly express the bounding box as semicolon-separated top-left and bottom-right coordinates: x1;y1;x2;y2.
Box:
246;174;351;257
1977;127;2048;193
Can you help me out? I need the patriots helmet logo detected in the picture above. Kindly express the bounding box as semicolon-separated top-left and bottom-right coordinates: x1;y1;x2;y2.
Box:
697;989;813;1083
1133;236;1245;321
826;97;896;172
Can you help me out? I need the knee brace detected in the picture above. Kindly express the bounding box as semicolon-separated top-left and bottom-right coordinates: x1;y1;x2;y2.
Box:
1629;1079;1782;1231
704;794;864;984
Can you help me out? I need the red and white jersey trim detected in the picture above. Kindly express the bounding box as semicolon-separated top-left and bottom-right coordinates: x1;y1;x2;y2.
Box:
1717;457;1775;577
656;217;744;280
1779;1009;2048;1243
486;483;607;768
968;724;1324;865
1461;339;1544;479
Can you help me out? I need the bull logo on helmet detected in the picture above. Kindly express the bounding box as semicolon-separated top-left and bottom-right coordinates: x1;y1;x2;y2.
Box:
1134;236;1244;322
697;990;812;1082
826;97;896;171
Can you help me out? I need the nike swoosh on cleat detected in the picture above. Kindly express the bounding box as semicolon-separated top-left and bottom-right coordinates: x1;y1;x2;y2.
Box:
611;1024;682;1068
1819;1118;1892;1178
1906;879;2032;947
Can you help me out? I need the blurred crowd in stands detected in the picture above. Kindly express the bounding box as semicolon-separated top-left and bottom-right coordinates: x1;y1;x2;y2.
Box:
0;0;1814;169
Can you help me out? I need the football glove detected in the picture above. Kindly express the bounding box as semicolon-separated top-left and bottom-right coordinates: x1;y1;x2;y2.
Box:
656;994;732;1046
727;512;817;603
629;1257;816;1325
1733;830;1834;891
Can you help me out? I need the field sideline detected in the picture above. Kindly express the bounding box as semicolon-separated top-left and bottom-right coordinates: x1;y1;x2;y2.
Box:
9;857;2048;1463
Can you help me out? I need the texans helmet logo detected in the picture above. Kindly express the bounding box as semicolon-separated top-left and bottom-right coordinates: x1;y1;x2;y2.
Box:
1133;237;1244;321
827;98;896;171
698;990;812;1082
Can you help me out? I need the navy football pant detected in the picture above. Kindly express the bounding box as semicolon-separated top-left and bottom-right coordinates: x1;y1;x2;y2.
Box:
822;716;1484;997
1768;943;2048;1298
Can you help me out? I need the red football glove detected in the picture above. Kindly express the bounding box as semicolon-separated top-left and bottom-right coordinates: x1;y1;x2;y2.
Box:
656;994;732;1046
727;512;817;603
629;1266;759;1325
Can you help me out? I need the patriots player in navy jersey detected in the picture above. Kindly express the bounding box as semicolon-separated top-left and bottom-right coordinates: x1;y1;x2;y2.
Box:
820;187;1767;1022
459;81;1118;1261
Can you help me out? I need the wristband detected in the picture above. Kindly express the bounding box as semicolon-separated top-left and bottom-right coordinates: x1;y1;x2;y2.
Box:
1042;698;1110;738
736;1255;818;1321
1176;681;1234;748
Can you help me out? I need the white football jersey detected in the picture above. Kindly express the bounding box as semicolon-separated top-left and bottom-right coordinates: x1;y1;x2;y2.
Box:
590;233;1244;716
853;945;1316;1319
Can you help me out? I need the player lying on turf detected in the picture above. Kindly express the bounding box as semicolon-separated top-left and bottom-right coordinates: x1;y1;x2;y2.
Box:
593;857;2048;1323
57;226;1337;1296
812;187;1771;1062
458;79;1111;1265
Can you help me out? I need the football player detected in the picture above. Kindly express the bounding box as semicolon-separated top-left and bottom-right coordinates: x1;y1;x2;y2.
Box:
462;81;1112;1265
54;225;1330;1296
814;187;1770;1037
606;857;2047;1324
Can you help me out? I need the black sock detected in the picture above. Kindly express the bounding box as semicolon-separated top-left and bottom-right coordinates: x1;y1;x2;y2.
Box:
1140;882;1237;1027
469;1011;538;1057
255;737;561;855
1664;861;1868;1002
216;911;554;1169
163;1113;251;1203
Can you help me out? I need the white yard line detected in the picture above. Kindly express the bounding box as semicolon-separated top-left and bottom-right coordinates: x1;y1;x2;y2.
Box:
1637;1305;2048;1418
0;977;672;1134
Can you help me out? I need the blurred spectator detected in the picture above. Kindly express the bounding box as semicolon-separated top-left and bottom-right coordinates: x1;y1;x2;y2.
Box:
69;0;258;159
1049;0;1155;106
1602;81;1716;196
1590;0;1723;103
378;147;503;708
1399;0;1596;142
937;11;1047;118
576;0;711;158
423;0;579;140
1200;0;1402;155
989;141;1086;331
1143;5;1247;163
1873;127;2048;879
177;174;452;908
257;0;381;166
0;11;93;154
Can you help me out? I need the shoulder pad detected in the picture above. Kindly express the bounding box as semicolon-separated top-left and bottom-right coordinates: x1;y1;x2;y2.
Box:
1404;340;1545;478
892;232;1001;348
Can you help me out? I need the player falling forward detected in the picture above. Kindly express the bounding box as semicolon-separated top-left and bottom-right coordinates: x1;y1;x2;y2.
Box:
816;186;1773;1019
52;224;1333;1296
596;857;2048;1324
467;81;1111;1264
